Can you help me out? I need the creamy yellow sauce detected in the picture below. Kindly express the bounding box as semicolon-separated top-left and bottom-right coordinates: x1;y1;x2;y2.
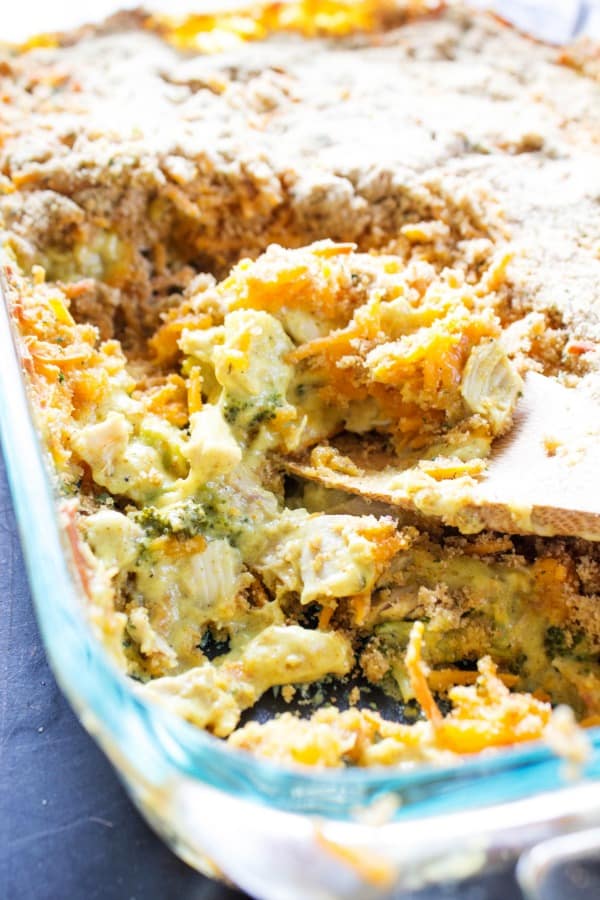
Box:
6;237;599;768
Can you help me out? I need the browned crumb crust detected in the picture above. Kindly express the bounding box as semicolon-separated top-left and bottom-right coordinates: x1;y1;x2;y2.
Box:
1;6;599;373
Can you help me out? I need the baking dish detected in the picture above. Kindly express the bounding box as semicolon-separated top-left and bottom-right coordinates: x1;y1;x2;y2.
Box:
2;2;600;897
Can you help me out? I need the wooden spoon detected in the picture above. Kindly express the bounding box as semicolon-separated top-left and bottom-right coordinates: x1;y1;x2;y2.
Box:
283;372;600;540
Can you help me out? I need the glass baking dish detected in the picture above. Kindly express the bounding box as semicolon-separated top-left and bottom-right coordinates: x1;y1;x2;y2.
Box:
2;3;600;897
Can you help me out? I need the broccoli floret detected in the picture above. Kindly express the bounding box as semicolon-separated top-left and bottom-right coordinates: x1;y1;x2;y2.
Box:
544;625;584;659
222;397;252;425
544;625;567;657
196;485;251;545
222;389;283;437
134;491;250;547
134;507;173;537
134;501;207;539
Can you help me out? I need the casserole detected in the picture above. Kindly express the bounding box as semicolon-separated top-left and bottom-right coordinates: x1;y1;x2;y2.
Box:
2;2;600;896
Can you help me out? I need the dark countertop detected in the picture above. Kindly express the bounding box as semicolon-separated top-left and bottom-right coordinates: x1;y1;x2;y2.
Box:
1;448;597;900
0;451;244;900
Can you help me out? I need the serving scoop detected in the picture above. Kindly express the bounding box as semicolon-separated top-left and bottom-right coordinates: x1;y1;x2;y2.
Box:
284;373;600;540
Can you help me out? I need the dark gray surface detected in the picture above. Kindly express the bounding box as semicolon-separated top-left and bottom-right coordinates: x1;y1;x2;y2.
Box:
0;448;532;900
0;451;245;900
